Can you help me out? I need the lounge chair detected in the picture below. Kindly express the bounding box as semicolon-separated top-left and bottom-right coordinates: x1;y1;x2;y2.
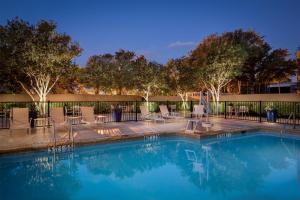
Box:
10;108;31;134
192;105;204;120
80;106;107;125
159;105;181;119
65;105;81;116
226;106;234;117
50;107;68;129
238;106;249;117
140;105;165;123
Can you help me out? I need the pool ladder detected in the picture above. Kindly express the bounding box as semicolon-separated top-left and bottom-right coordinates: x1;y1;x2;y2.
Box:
49;120;75;153
281;112;296;134
217;132;232;139
144;134;160;141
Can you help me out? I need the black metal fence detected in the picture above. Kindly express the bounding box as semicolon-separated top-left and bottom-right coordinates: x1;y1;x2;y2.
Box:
0;100;299;129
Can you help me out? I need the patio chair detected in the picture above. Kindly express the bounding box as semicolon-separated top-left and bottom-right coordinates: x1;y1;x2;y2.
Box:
226;106;234;117
50;107;68;129
140;105;165;123
159;105;181;119
192;105;205;120
80;106;107;125
238;106;249;117
64;105;81;116
10;108;31;134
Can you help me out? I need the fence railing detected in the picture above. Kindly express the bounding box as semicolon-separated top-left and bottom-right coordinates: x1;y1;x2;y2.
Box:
0;100;299;129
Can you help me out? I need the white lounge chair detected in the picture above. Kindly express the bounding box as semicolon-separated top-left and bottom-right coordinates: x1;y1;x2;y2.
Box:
226;106;234;116
10;108;31;134
192;105;205;120
238;106;249;117
159;105;181;119
140;105;165;123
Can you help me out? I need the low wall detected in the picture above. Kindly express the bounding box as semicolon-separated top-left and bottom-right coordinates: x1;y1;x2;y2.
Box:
149;96;198;101
0;94;142;102
220;94;300;102
0;93;299;102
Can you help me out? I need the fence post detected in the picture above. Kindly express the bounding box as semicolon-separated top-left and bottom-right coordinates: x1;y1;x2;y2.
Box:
47;101;50;117
259;101;262;123
190;101;193;118
293;102;296;129
135;101;138;122
224;101;227;119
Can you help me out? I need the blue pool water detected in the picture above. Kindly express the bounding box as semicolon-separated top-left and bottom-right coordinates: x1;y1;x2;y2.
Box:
1;132;300;200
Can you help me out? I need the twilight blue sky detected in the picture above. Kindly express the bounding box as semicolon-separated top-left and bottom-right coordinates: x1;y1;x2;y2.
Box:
1;0;300;66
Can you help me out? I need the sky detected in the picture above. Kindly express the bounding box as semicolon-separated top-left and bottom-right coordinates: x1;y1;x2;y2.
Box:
1;0;300;66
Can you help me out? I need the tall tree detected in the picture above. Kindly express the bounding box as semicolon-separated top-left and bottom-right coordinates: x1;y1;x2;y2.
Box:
163;58;196;110
189;34;247;112
133;56;163;107
257;49;297;84
0;18;81;114
84;54;114;94
83;50;136;95
223;30;297;93
53;64;83;94
113;49;136;95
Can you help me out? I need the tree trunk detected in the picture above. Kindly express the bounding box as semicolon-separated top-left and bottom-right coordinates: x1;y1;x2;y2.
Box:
178;93;188;111
118;87;122;95
95;86;100;95
143;86;150;111
39;94;47;116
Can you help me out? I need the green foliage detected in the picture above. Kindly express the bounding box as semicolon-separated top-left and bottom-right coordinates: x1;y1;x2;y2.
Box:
0;18;82;95
190;34;247;89
188;33;247;107
222;30;298;93
84;49;136;95
163;58;197;95
84;54;115;94
132;56;164;99
257;49;297;83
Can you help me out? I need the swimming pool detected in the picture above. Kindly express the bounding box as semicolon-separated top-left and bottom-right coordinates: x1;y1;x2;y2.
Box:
1;132;300;200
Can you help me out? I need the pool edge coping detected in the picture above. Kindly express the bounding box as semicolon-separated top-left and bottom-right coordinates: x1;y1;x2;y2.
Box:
0;126;298;155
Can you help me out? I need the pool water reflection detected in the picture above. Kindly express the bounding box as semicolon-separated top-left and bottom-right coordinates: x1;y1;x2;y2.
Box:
1;132;300;200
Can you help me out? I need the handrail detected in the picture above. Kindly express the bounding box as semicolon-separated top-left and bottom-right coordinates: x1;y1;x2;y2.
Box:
281;112;295;134
50;118;74;152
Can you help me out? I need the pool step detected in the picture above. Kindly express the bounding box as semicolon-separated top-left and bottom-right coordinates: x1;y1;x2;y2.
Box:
48;141;74;153
144;134;160;141
217;132;232;139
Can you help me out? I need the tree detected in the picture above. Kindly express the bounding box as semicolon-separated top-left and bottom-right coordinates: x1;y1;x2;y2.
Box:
189;34;247;113
53;64;83;94
222;30;298;94
0;18;29;93
257;49;298;85
83;50;137;95
163;58;196;110
84;54;115;94
222;30;271;93
113;49;136;95
0;18;81;114
133;56;163;108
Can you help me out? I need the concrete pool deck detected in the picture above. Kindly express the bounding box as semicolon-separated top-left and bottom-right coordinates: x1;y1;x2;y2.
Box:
0;117;299;154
